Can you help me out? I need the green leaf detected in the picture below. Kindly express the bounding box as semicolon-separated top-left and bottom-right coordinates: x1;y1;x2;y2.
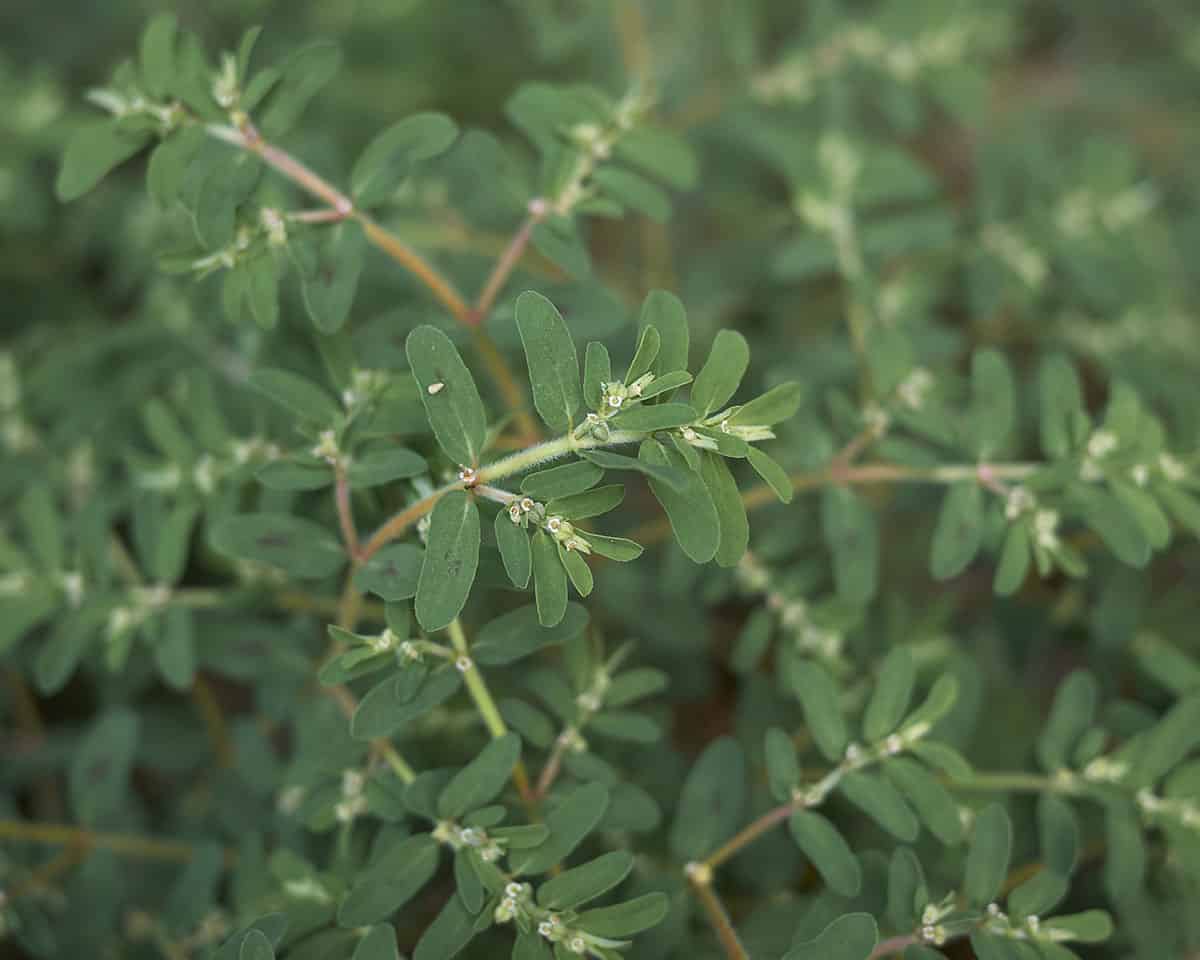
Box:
147;126;206;209
210;513;345;579
531;218;591;278
532;530;568;626
581;448;689;490
156;607;196;691
352;113;459;207
746;447;794;502
516;291;582;433
930;483;984;580
967;349;1015;456
788;660;847;763
908;740;972;778
546;485;624;520
692;330;750;416
510;782;609;875
610;402;697;432
513;932;553;960
699;451;750;568
537;851;634;910
351;669;461;740
57;121;151;201
415;491;480;631
583;533;644;562
615;125;698;189
298;222;367;334
412;893;477;960
1039;354;1086;459
1008;869;1069;919
521;461;604;499
640;440;720;562
901;673;960;735
1074;487;1151;568
1038;793;1080;876
668;736;745;861
338;830;441;931
454;850;485;914
20;488;62;572
1042;911;1114;944
1159;485;1200;538
438;733;521;818
1104;802;1145;900
864;647;916;742
139;14;178;97
239;930;274;960
248;368;341;425
822;487;878;604
348;447;427;487
881;757;963;845
575;892;669;938
625;325;661;384
964;803;1012;906
1131;693;1200;786
593;166;671;221
1036;670;1097;773
494;511;532;588
246;255;279;329
838;771;920;841
406;326;489;467
1110;479;1171;549
354;543;424;601
887;848;927;930
765;727;801;803
784;913;878;960
727;382;804;427
473;603;588;666
639;290;689;377
789;811;862;897
559;543;594;597
994;521;1031;595
70;707;140;824
258;42;342;137
257;460;331;491
583;342;612;411
352;925;399;960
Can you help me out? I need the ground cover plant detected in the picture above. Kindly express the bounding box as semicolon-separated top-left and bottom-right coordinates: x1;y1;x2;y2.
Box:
3;2;1200;958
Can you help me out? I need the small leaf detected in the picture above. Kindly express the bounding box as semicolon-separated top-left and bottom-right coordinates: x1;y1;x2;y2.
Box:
258;42;342;137
881;757;962;845
789;811;861;897
546;485;624;520
516;291;582;433
139;14;178;97
352;925;400;960
407;326;489;467
1038;793;1080;875
352;113;459;207
839;771;920;841
581;448;689;490
964;803;1012;906
640;440;720;562
610;402;697;432
351;669;461;740
994;522;1031;595
348;448;427;487
615;125;698;189
559;543;594;597
784;913;878;960
788;660;847;763
239;930;274;960
930;483;984;580
822;487;878;604
575;893;669;938
727;382;804;427
639;290;689;378
668;736;745;861
210;513;345;579
583;342;612;411
625;325;661;384
1008;869;1069;919
438;733;521;818
901;673;960;734
537;851;634;910
57;121;151;201
1131;693;1200;787
248;368;341;425
1036;670;1097;773
593;166;671;221
532;530;568;627
1042;911;1114;944
494;511;532;588
412;893;477;960
692;330;750;416
699;451;749;568
967;349;1015;456
747;447;793;502
1039;354;1086;459
156;607;196;691
510;782;609;875
415;491;480;631
863;647;916;742
298;221;367;334
354;543;424;601
521;461;603;499
765;727;800;803
583;533;644;562
472;603;588;666
70;707;140;824
1074;487;1151;568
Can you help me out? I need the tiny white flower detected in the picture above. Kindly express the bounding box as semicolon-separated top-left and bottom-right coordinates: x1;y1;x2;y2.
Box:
455;656;473;673
1159;452;1187;482
1087;430;1118;459
427;381;445;395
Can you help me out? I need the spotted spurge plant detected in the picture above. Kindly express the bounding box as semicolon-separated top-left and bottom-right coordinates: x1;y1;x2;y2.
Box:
4;4;1200;960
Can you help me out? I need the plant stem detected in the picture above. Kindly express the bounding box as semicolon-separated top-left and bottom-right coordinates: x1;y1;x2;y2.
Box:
333;462;360;561
470;205;546;326
868;934;919;958
0;820;235;867
947;770;1081;795
688;874;751;960
446;618;537;810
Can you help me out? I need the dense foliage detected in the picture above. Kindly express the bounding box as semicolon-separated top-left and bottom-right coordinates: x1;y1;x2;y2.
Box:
4;2;1200;959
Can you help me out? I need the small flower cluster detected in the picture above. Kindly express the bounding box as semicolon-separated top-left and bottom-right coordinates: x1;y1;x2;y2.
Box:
431;820;504;863
508;496;593;554
493;882;630;958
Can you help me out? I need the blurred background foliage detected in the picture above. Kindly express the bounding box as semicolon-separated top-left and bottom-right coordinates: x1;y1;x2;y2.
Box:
4;0;1200;958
